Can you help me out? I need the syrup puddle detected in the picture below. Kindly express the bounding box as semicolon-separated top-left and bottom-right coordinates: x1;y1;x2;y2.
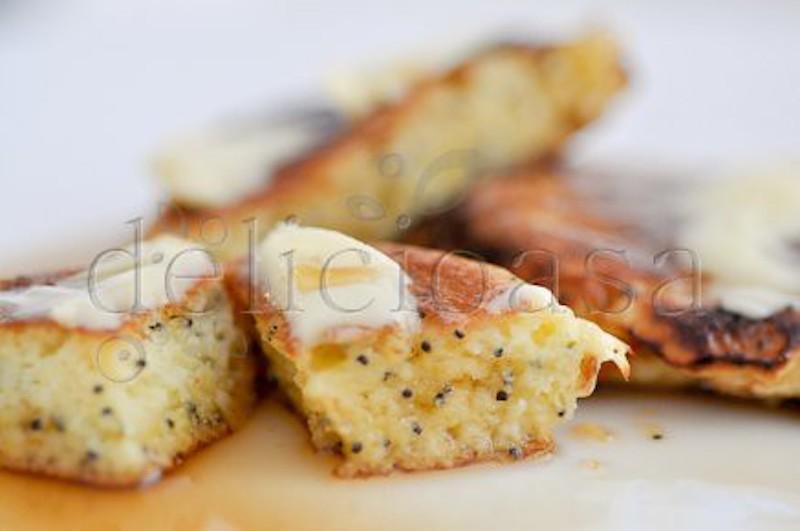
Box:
0;401;337;531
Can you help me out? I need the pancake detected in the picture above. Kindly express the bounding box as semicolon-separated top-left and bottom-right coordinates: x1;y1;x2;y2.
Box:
405;169;800;400
150;34;626;260
230;223;628;476
0;236;256;486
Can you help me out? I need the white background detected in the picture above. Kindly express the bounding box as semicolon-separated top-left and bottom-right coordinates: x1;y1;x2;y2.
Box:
2;0;799;273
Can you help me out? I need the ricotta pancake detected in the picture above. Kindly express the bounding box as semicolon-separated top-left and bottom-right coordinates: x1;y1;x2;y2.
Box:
406;168;800;400
0;236;256;486
232;224;628;476
151;34;626;260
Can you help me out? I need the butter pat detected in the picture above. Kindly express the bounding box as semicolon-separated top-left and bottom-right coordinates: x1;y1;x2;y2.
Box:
708;284;800;319
680;167;800;293
679;166;800;317
0;236;217;329
154;120;321;208
258;224;419;346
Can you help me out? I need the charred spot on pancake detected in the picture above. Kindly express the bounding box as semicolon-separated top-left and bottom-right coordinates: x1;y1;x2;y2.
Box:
643;307;800;370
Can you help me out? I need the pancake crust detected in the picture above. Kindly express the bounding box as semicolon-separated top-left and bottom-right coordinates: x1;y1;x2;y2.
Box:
406;171;800;400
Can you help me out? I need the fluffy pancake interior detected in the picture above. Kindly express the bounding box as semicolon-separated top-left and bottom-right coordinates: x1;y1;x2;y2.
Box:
0;283;254;485
257;307;622;476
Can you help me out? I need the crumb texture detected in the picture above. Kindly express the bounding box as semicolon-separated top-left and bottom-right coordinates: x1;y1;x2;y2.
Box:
257;307;624;476
0;283;255;486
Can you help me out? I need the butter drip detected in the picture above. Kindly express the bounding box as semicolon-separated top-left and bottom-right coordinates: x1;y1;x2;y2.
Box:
0;236;216;329
258;224;419;346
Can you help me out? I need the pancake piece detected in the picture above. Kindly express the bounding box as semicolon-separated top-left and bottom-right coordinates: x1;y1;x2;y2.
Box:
409;170;800;400
151;33;626;260
235;224;628;476
0;236;256;486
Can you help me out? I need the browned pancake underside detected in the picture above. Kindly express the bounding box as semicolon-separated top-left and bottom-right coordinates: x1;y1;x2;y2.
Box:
638;306;800;370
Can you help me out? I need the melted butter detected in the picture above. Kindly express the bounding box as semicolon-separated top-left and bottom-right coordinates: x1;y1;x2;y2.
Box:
678;167;800;317
294;264;379;293
571;164;800;320
259;224;419;347
0;236;215;329
154;119;323;209
707;284;800;320
570;422;614;443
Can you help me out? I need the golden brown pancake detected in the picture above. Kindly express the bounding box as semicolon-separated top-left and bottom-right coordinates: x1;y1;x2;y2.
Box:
228;225;628;476
150;34;626;260
405;170;800;400
0;237;256;486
